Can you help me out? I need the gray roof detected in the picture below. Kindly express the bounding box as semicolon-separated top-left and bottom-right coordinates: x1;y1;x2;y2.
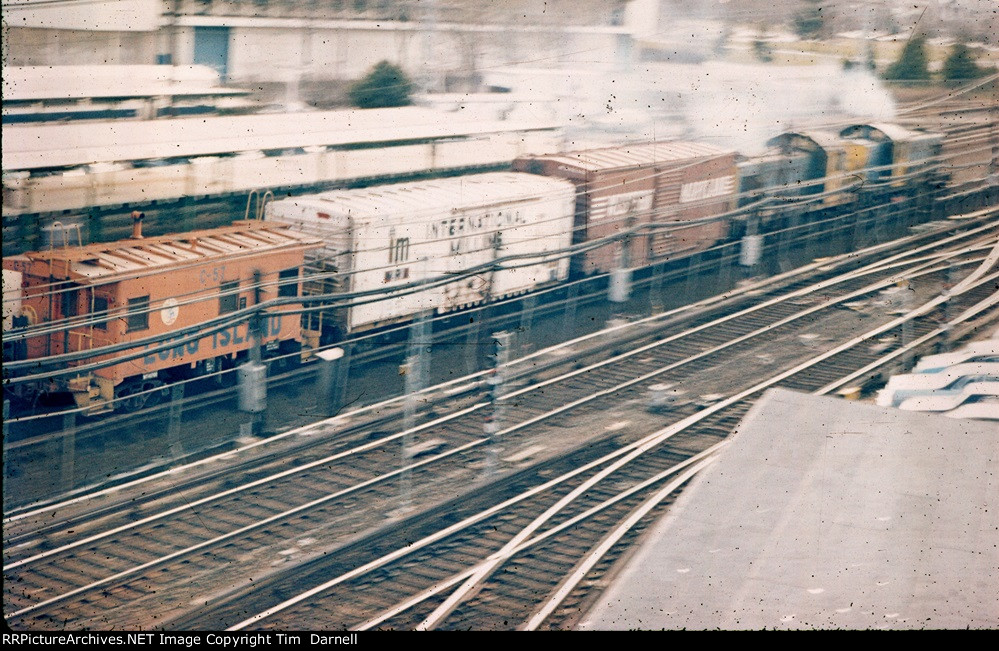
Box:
580;388;998;630
856;122;942;144
266;172;576;228
524;141;733;172
3;107;560;171
2;65;248;103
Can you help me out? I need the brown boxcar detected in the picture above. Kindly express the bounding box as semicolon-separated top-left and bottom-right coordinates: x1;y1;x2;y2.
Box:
513;141;738;275
4;219;320;413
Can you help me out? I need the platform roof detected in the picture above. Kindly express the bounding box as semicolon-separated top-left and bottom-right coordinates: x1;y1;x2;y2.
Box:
580;388;998;630
3;107;561;172
2;65;249;103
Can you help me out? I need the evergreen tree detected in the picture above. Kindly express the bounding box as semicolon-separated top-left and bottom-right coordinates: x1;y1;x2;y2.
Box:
753;38;774;63
942;43;985;81
843;44;877;73
793;0;824;40
349;61;413;109
864;44;877;72
883;35;930;82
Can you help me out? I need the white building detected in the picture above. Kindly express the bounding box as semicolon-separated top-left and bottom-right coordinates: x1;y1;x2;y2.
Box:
3;0;656;91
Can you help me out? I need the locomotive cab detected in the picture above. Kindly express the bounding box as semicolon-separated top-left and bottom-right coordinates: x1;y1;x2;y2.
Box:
839;123;944;187
766;130;870;205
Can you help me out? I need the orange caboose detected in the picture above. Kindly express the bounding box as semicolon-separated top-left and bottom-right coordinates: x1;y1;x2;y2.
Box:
4;219;321;413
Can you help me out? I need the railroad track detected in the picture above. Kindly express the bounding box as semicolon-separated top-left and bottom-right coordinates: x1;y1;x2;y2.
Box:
173;236;998;631
3;176;988;498
5;213;991;513
4;213;996;630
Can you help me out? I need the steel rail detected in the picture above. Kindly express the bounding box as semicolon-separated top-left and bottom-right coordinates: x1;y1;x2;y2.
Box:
222;260;997;631
10;211;992;519
7;233;994;533
7;241;989;627
377;272;999;631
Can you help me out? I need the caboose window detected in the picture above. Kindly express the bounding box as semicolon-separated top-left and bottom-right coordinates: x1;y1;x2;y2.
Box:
219;281;239;314
278;268;299;297
61;287;78;318
127;296;149;332
93;296;109;330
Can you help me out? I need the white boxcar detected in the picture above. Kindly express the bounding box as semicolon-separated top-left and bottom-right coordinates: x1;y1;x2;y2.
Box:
2;269;23;332
264;172;576;332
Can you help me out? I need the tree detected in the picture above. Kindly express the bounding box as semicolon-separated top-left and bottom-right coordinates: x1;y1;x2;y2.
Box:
845;44;878;73
864;43;878;72
941;43;985;82
752;24;774;63
349;61;413;109
793;0;824;40
753;38;774;63
883;35;930;82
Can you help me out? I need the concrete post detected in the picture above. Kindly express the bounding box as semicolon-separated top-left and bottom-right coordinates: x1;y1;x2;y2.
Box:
562;281;579;337
518;294;537;356
167;383;185;460
315;347;346;418
483;331;511;480
61;411;76;491
400;308;431;512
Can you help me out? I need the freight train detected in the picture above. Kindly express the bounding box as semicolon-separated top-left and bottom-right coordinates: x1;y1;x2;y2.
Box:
2;122;946;414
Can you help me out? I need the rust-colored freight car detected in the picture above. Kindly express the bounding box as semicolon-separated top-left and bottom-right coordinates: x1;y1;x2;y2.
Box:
3;218;320;413
513;141;738;275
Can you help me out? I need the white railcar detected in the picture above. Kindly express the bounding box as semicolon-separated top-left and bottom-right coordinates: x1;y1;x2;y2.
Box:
2;269;23;332
2;133;563;216
876;362;999;408
913;340;999;373
898;381;999;412
264;172;576;334
335;145;434;180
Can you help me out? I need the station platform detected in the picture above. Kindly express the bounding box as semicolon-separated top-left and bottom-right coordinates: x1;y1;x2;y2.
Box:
580;388;998;630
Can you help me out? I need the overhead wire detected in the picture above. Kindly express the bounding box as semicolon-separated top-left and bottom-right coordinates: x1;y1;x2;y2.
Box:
5;56;993;366
4;141;971;341
3;162;969;381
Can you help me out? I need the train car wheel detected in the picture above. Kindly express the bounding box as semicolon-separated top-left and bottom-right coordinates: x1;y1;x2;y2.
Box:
141;380;168;408
267;354;297;376
115;380;159;413
115;385;147;412
267;341;302;376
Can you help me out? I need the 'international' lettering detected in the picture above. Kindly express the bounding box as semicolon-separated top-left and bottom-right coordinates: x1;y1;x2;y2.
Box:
427;209;526;239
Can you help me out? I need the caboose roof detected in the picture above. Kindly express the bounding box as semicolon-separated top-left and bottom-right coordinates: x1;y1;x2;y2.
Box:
20;221;321;284
523;141;734;172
